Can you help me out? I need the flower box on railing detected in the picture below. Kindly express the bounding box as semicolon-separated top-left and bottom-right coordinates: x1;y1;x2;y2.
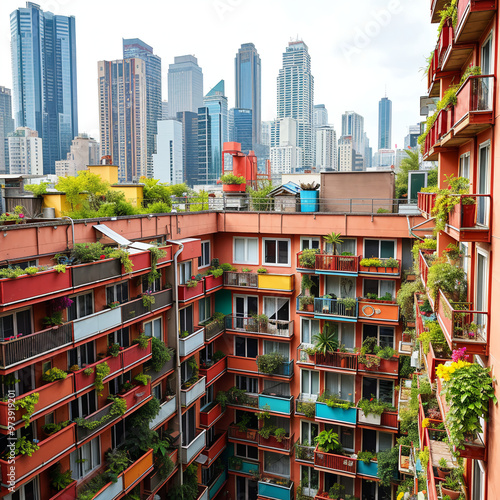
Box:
314;446;357;475
357;459;378;477
119;382;152;411
121;341;152;369
178;281;204;302
315;402;357;426
74;355;122;392
258;359;294;378
200;402;224;428
205;431;227;462
179;327;205;357
227;355;259;374
76;400;120;442
358;355;399;375
258;394;293;415
0;267;73;305
156;246;172;265
181;376;206;407
199;356;227;385
205;274;223;291
123;448;154;490
314;351;358;371
229;425;259;443
357;300;400;323
359;259;400;276
357;410;381;426
0;375;74;429
258;433;293;453
150;396;177;429
228;455;259;475
258;478;293;500
315;254;359;274
204;319;225;341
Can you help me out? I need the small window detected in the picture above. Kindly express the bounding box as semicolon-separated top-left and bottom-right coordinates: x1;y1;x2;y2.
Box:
234;237;258;265
0;309;32;340
106;281;129;305
459;153;470;180
179;261;192;285
364;239;395;259
325;372;355;403
70;436;100;480
199;297;211;324
179;305;193;335
300;237;320;250
363;279;395;300
198;241;210;268
263;238;290;266
144;317;162;340
362;377;394;405
301;318;319;344
142;274;161;292
362;324;395;349
108;327;130;348
301;369;319;399
235;376;258;393
235;337;258;358
264;451;290;477
235;443;259;460
68;292;93;321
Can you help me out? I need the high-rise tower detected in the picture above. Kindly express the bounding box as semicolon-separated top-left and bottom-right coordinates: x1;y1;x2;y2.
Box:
276;41;314;168
378;96;392;150
341;111;365;167
0;87;14;174
235;43;261;146
10;2;78;174
168;55;204;117
123;39;161;178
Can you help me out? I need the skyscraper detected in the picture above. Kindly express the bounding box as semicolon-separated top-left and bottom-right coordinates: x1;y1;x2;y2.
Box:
55;133;99;177
197;107;211;186
341;111;365;167
404;124;420;149
98;59;147;182
0;87;14;174
316;126;337;171
123;39;161;178
270;117;303;176
313;104;328;128
10;2;78;174
153;120;183;185
168;56;203;117
8;127;43;175
364;132;372;169
378;96;393;150
229;108;252;154
235;43;261;146
177;111;198;187
198;81;228;185
276;41;314;167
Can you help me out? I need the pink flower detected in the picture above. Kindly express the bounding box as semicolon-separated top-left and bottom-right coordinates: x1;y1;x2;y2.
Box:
19;214;24;218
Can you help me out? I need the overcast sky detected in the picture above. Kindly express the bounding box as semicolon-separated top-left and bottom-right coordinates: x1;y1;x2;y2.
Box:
0;0;436;150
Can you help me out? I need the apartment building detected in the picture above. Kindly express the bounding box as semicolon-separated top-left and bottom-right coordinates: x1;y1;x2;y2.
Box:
417;1;497;499
0;204;418;500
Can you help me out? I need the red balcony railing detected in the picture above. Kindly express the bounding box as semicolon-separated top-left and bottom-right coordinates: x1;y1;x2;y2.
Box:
177;280;205;302
205;431;227;463
121;341;152;370
227;355;259;374
380;410;399;430
228;425;259;443
447;194;491;233
454;75;495;129
314;446;357;475
200;402;223;428
258;433;294;453
315;254;359;273
437;289;488;354
419;250;432;291
74;355;122;393
417;192;437;217
119;382;152;410
314;351;358;371
199;356;227;385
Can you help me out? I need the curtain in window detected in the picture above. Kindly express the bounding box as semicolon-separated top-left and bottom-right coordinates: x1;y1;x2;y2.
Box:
264;451;290;477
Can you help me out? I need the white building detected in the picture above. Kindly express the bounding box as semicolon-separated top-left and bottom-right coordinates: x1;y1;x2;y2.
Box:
316;126;337;171
153;120;183;184
270;117;303;174
55;134;99;177
338;135;353;172
8;127;42;175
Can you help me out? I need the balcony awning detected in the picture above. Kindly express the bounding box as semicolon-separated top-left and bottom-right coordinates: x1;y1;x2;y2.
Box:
93;224;154;253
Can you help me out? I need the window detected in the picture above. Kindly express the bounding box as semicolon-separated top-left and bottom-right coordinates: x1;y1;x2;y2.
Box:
459;152;470;179
300;237;320;250
264;451;290;477
301;318;319;344
330;425;355;451
473;460;485;500
263;341;289;359
476;250;488;332
236;476;258;500
144;317;162;340
234;237;258;264
362;377;394;405
264;379;290;397
460;243;469;277
201;384;214;408
363;279;395;300
199;297;211;323
179;305;193;335
235;443;258;460
108;327;130;348
70;437;100;479
198;241;210;268
68;292;93;321
3;478;39;500
70;390;97;420
179;261;192;285
235;376;258;393
325;372;354;402
339;238;356;255
362;428;393;453
68;342;95;370
263;238;290;266
182;407;196;445
142;274;161;292
301;421;318;445
153;383;161;401
362;324;395;349
180;360;196;386
326;275;355;298
364;239;395;259
263;297;289;321
106;281;129;305
338;323;355;351
301;370;319;400
0;309;32;341
301;466;319;497
235;337;258;358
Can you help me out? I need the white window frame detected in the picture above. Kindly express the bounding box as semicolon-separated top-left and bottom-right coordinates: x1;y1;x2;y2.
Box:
143;317;162;340
179;261;192;285
68;291;94;320
262;238;291;267
300;420;318;445
234;443;259;461
4;477;39;500
199;240;211;269
234;336;258;358
70;436;101;480
362;377;394;405
301;465;319;497
300;369;319;400
362;324;395;348
363;238;396;259
199;296;211;323
363;278;396;300
459;152;470;179
233;237;259;265
0;307;32;340
300;317;319;345
325;372;355;403
300;237;320;251
235;375;258;394
329;424;355;452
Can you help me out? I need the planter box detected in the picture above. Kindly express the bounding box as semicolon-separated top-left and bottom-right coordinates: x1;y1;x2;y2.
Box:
178;281;204;302
200;402;223;428
91;477;124;500
74;355;122;393
229;425;259;443
357;300;400;323
358;411;381;426
258;433;293;453
119;382;151;411
73;308;122;342
358;355;399;375
315;402;357;426
150;396;177;429
181;376;206;407
258;480;293;500
128;251;151;273
357;459;378;478
206;431;227;463
121;341;152;369
72;258;121;287
205;274;223;291
258;394;293;415
223;183;246;192
76;401;120;442
199;356;227;385
123;448;154;489
179;328;205;357
0;268;72;305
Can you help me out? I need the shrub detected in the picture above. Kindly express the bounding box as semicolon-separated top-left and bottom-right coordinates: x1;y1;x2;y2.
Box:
42;367;68;383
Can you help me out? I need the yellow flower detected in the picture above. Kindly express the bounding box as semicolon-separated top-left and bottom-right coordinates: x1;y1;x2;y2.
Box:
422;418;430;428
397;493;404;500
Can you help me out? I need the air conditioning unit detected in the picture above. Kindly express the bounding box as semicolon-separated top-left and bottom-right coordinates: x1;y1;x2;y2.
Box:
410;350;420;368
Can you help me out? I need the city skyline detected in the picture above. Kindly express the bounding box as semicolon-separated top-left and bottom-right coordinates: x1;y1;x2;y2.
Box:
0;0;435;156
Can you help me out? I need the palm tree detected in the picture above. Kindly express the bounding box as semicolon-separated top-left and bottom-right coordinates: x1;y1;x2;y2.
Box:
312;323;338;354
323;232;343;255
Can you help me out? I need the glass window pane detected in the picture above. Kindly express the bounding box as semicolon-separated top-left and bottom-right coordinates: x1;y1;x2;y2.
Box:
265;240;276;264
379;380;394;404
364;239;379;258
247;338;258;358
278;240;288;264
235;337;245;357
311;371;319;395
379;280;395;299
340;375;354;402
235;239;244;262
248;239;258;262
380;241;395;258
378;432;393;451
301;319;311;343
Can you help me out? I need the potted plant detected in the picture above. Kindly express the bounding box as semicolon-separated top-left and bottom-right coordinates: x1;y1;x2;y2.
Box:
339;297;356;313
257;352;285;374
312;324;338;355
299;182;320;212
253;314;269;332
384;257;399;272
298;248;319;268
228;456;243;470
299;295;314;312
437;457;453;478
220;173;246;193
357;397;389;425
314;429;341;453
328;483;345;499
441;469;463;500
360;258;383;272
323;232;343;255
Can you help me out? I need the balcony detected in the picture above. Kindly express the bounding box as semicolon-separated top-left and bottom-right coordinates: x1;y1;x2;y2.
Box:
359;258;401;277
357;299;399;323
71;258;122;287
419;250;433;294
121;288;173;323
179;327;205;357
313;297;358;322
0;375;74;429
227;355;259;375
0;423;76;488
456;0;497;43
156;245;173;266
358;354;399;376
119;382;152;411
204;274;223;292
315;254;359;275
423;108;449;161
417;192;437;217
149;356;175;382
446;194;491;242
76;399;122;442
258;394;293;415
121;341;152;370
357;459;378;478
225;316;293;339
257;274;294;293
74;355;122;393
258;359;294;378
150;396;176;429
181;376;206;407
315;402;357;426
228;455;259;474
258;433;294;453
181;428;207;464
440;22;473;74
295;442;315;463
123;448;154;490
314;447;357;476
205;431;227;463
208;470;227;499
226;392;259;411
200;402;224;428
204;319;225;341
73;307;122;342
258;478;293;500
229;425;259;444
0;323;72;369
430;0;448;23
314;351;358;372
90;476;124;500
50;480;77;500
196;485;209;500
224;271;258;288
199;356;227;385
437;289;488;355
178;281;204;302
427;48;440;98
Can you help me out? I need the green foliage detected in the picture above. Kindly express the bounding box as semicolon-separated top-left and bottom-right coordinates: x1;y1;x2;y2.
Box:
357;397;391;417
14;436;39;456
49;464;73;491
150;337;173;371
15;393;39;427
377;446;399;486
399;355;416;380
24;181;50;197
397;279;424;320
312;323;338;354
256;352;285;374
317;391;354;410
76;473;110;500
83;367;94;376
134;373;151;386
427;261;466;303
56;171;109;212
142;291;155;309
109;395;127;417
300;274;314;292
71;242;109;263
220;173;245;184
420;321;450;356
0;267;26;279
134;332;150;350
396;149;420;198
323;232;343;254
109;248;134;273
42;367;68;383
42;420;70;435
248;180;273;211
360;258;383;267
357;450;376;464
314;429;340;453
297;401;316;418
298;248;319;268
94;362;110;396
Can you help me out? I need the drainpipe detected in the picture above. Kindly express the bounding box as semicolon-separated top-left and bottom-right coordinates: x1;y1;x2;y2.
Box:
171;242;184;486
61;216;75;249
